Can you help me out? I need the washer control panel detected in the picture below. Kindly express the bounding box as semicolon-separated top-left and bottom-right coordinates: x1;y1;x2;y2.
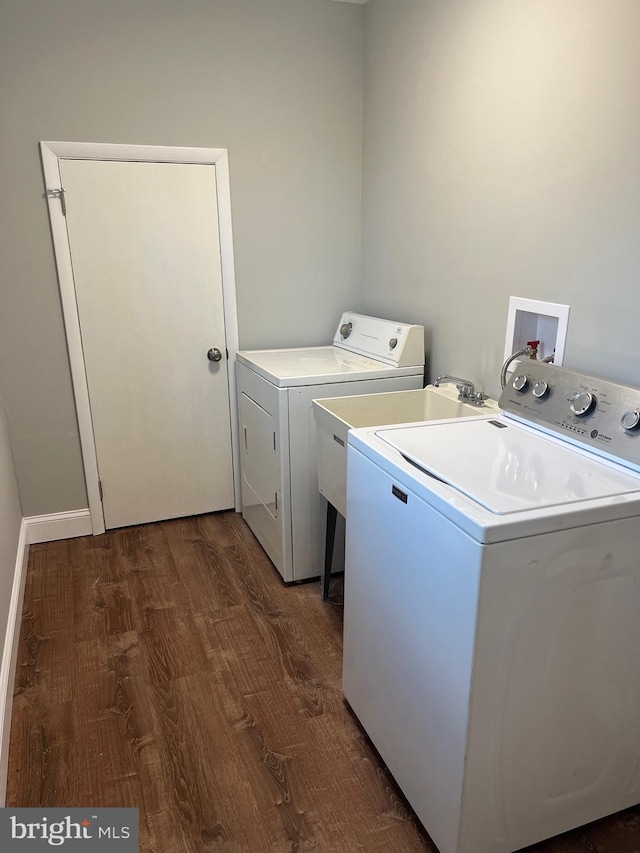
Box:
500;361;640;468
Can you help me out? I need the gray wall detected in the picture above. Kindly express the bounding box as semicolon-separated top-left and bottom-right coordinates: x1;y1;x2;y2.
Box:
0;386;23;669
360;0;640;398
8;0;639;518
0;0;364;516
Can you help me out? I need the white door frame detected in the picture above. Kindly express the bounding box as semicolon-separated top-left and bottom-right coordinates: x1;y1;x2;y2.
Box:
41;141;241;535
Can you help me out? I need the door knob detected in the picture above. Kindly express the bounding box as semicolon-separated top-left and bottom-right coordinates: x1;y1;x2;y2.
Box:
207;347;223;362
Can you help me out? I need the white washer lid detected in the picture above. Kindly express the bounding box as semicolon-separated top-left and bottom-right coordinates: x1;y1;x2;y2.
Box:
236;346;421;387
377;416;640;514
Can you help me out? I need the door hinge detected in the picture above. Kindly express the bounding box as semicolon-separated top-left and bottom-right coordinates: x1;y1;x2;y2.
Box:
46;187;66;216
98;479;103;501
275;492;278;511
273;432;276;451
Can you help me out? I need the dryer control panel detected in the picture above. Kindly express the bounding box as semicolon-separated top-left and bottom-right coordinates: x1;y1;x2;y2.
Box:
332;312;425;368
500;362;640;470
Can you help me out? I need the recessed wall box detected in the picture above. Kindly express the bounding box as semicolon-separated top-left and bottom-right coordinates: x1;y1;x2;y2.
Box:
504;297;570;365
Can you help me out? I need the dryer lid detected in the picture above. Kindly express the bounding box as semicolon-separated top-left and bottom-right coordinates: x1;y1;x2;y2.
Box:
377;416;640;515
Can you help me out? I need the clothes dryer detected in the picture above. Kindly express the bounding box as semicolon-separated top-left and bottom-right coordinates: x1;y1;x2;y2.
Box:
237;312;425;582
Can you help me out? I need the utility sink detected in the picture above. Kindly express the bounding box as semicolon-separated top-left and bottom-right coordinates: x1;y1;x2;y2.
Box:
313;384;498;518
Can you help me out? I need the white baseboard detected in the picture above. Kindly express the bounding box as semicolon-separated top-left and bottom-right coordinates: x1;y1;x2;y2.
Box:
0;519;29;806
25;509;92;544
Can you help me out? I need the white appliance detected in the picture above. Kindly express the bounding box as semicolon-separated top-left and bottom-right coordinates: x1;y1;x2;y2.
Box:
343;361;640;853
237;312;425;582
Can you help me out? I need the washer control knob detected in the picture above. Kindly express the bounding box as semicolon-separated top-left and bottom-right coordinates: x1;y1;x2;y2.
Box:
340;322;353;339
513;374;529;392
621;409;640;431
570;391;596;417
388;337;398;349
532;380;550;400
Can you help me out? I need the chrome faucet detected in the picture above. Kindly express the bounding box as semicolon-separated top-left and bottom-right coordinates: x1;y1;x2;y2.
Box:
433;375;489;406
434;374;475;397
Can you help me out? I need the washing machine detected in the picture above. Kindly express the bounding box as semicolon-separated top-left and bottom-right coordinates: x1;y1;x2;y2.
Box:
236;312;425;583
343;360;640;853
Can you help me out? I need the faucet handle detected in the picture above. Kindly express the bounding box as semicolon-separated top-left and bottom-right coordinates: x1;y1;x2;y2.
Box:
456;383;473;399
469;391;489;406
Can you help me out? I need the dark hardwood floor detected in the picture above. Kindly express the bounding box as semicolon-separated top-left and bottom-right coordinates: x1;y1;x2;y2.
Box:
6;512;640;852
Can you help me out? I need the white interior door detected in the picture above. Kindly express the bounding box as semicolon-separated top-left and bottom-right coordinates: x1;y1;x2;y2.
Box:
59;158;235;529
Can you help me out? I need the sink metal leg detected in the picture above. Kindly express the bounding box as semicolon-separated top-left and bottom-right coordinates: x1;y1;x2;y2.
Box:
322;501;338;602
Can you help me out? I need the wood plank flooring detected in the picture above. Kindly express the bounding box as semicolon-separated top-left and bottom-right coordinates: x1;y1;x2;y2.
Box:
6;512;640;852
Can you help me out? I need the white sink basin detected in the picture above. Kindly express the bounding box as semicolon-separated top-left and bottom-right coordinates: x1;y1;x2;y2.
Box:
313;385;498;517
